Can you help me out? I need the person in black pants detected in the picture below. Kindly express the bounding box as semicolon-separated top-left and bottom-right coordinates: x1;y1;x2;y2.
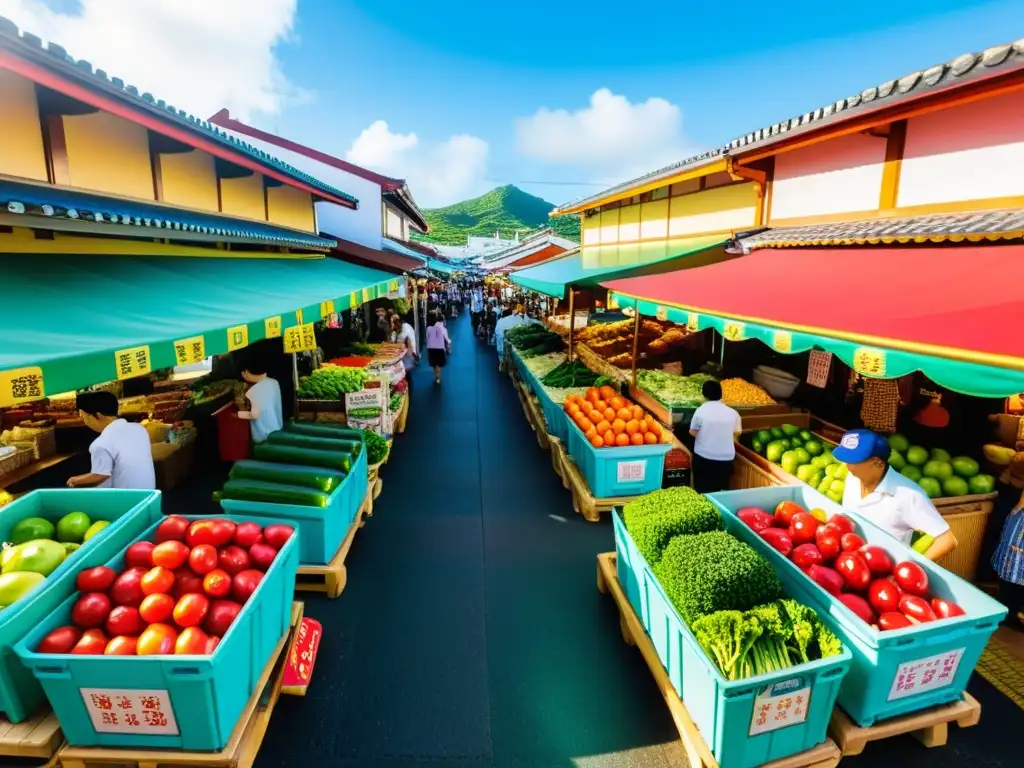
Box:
689;380;742;494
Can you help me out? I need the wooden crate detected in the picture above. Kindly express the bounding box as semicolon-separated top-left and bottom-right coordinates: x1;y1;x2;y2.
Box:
57;603;303;768
294;489;371;599
0;708;63;762
596;553;841;768
828;694;980;756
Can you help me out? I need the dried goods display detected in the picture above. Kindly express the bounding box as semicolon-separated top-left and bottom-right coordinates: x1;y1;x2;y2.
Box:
577;319;692;368
720;378;776;407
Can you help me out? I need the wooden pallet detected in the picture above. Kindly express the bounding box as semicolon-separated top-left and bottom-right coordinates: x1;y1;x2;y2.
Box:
828;693;981;756
548;436;570;490
294;489;370;598
0;708;63;763
57;603;304;768
367;464;383;505
559;449;639;523
596;553;841;768
515;381;550;451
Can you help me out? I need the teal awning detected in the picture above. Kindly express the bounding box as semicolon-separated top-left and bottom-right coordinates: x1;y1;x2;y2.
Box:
510;235;728;298
0;254;394;401
427;259;454;275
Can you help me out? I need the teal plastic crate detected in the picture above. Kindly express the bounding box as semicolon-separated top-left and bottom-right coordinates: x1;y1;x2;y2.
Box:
537;387;569;442
0;489;161;723
14;513;298;750
612;511;648;631
566;418;670;497
612;512;851;768
708;485;1007;726
220;449;366;565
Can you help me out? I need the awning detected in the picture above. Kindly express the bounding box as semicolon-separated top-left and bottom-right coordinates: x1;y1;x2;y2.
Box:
606;244;1024;398
383;238;430;261
510;235;728;298
0;254;394;402
426;259;455;275
327;233;423;274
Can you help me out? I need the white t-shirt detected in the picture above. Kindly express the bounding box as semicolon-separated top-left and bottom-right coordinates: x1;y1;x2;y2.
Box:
90;419;156;489
842;468;950;544
247;377;283;444
396;323;417;370
690;400;742;461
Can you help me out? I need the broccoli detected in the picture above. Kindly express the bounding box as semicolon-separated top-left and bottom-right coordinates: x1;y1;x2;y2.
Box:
623;487;723;565
815;623;844;660
693;610;765;681
778;599;817;666
745;602;793;675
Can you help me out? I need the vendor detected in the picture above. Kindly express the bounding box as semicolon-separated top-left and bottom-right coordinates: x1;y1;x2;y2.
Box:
832;429;957;562
68;392;155;490
689;380;742;493
237;360;283;444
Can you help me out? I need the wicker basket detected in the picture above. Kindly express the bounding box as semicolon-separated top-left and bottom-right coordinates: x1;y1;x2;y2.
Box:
0;447;33;480
3;426;57;460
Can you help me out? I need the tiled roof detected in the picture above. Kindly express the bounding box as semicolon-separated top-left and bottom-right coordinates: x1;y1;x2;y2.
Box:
0;16;358;208
553;38;1024;215
735;208;1024;251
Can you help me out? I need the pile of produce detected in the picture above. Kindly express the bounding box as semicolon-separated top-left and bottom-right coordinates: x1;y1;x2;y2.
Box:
736;500;967;630
623;486;723;564
720;378;776;407
744;425;846;504
885;433;995;498
33;517;293;656
190;380;235;406
507;325;563;358
363;429;390;465
564;386;666;447
540;359;608;389
327;356;374;368
577;319;690;367
337;342;376;357
522;352;566;380
389;392;404;414
1;512;109;610
296;365;368;400
637;370;716;408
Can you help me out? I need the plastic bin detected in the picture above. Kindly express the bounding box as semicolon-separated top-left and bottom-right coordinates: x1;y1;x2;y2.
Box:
220;449;366;565
708;485;1007;726
15;513;299;751
537;388;569;442
611;509;851;768
0;489;162;723
566;419;670;498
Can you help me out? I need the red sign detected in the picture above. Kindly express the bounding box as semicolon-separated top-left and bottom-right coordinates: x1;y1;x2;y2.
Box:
282;617;323;696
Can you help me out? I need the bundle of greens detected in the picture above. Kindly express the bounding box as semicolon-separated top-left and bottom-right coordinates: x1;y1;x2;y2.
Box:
363;429;389;465
507;324;551;348
539;359;607;388
337;342;376;357
653;531;783;624
522;352;566;380
296;365;368;400
692;599;843;681
519;333;564;358
623;487;723;564
637;370;718;408
389;392;404;413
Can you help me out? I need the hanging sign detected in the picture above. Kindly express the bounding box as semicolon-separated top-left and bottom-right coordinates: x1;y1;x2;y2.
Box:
173;336;205;366
295;309;304;325
264;316;282;339
773;331;793;353
887;648;964;701
748;678;811;736
0;366;45;407
114;345;151;380
319;300;335;319
606;293;620;310
655;306;668;322
722;321;746;342
807;350;832;388
686;313;699;332
283;323;317;354
362;287;372;303
227;325;249;352
853;347;887;378
349;293;359;309
80;688;179;735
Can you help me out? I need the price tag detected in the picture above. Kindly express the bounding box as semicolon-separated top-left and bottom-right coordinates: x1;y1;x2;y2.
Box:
722;321;746;342
227;325;249;352
283;323;317;354
295;309;304;326
807;350;833;389
655;305;668;322
0;366;45;407
264;316;282;339
319;300;335;319
388;280;399;294
853;347;887;378
616;460;647;483
114;345;151;380
80;688;179;735
283;617;323;695
773;331;792;353
686;313;699;332
749;679;811;736
172;336;205;366
887;648;965;701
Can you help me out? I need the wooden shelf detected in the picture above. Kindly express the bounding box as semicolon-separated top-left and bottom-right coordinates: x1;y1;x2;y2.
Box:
0;452;76;491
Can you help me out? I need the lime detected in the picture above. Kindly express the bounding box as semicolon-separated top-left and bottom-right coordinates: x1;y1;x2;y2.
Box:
919;477;942;498
752;439;764;455
888;433;910;453
942;476;969;497
906;446;929;466
770;427;785;440
781;451;801;475
922;461;953;481
56;511;92;544
798;430;813;442
826;489;844;504
825;464;840;478
968;474;996;495
930;448;952;463
83;521;110;542
888;450;906;470
829;479;845;495
901;465;923;482
951;456;980;478
766;441;786;463
11;518;56;546
807;471;824;488
810;455;829;469
817;477;833;494
794;448;811;466
821;448;836;465
777;438;792;451
835;463;849;480
756;430;773;445
804;440;823;457
796;464;817;482
62;542;81;555
780;424;800;437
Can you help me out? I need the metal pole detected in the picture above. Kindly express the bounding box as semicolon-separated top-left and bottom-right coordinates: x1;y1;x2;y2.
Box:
567;288;576;363
630;308;641;391
411;276;420;352
291;353;299;418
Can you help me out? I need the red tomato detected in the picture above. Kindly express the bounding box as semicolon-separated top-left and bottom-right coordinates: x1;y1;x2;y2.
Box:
893;561;929;596
838;593;876;625
814;526;842;561
834;552;871;592
931;597;966;619
72;593;112;629
156;516;189;543
840;533;866;552
137;624;178;656
203;569;232;598
110;567;147;607
204;600;243;637
139;593;176;624
140;566;175;596
878;612;913;631
76;566;116;593
152;541;190;570
173;593;210;628
37;626;82;654
899;594;937;623
232;569;263;603
211;520;237;547
759;528;793;557
827;514;856;537
186;520;218;547
218;545;250;576
859;545;894;576
791;543;823;569
188;544;219;576
868;578;903;614
233;522;263;548
104;636;138;655
806;564;845;595
205;636;221;654
174;626;209;655
789;513;819;545
774;501;805;528
172;568;205;598
105;606;144;637
737;508;774;532
262;524;294;550
124;541;156;569
71;629;108;655
248;542;277;571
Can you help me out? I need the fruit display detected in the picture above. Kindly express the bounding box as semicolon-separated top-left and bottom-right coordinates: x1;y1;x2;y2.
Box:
564;386;667;448
575;319;691;368
1;512;110;610
506;325;563;357
743;424;847;503
884;433;995;499
33;517;293;656
296;365;368;400
736;500;967;631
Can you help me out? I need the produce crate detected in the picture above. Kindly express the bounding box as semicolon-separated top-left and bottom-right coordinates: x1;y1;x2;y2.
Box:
566;418;671;498
610;517;851;768
537;387;569;442
15;513;299;751
0;489;162;724
220;449;366;566
708;485;1006;726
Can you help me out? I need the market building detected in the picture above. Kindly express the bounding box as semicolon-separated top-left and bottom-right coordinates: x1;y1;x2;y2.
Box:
475;227;578;274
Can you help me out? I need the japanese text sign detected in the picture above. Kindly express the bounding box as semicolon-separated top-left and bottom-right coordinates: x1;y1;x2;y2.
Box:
686;313;699;332
114;345;151;380
807;350;832;389
227;325;249;352
749;679;810;736
655;306;668;322
80;688;179;735
887;648;964;701
722;321;746;342
283;323;317;354
265;316;282;339
173;336;205;366
773;331;792;353
320;300;335;319
853;347;887;378
616;460;647;484
0;366;45;407
283;617;323;694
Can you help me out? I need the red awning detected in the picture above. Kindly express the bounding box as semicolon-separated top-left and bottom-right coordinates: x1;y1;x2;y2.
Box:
326;233;422;274
604;244;1024;362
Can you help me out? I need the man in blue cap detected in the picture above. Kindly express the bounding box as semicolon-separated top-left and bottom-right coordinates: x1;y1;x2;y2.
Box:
832;429;957;563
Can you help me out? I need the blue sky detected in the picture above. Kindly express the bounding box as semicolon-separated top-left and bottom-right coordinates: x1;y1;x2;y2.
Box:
4;0;1024;207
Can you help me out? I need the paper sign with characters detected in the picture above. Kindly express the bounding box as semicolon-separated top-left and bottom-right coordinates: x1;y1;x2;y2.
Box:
282;617;323;696
80;688;179;735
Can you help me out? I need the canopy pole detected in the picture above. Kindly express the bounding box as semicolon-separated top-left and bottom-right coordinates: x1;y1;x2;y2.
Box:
719;331;726;367
567;288;576;363
291;353;299;419
630;308;640;391
411;276;420;352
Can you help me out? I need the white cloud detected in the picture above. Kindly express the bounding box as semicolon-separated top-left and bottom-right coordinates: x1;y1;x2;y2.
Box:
515;88;692;184
0;0;302;120
347;120;489;208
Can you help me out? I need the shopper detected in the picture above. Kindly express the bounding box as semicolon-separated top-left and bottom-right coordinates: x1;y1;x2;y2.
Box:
237;360;283;444
68;391;155;490
391;313;419;386
689;380;741;494
832;428;957;561
426;310;451;385
992;487;1024;625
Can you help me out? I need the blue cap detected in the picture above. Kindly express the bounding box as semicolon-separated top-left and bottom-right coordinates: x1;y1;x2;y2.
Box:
831;429;892;464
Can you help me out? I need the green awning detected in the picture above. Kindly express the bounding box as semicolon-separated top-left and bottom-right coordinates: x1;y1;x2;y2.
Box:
427;259;455;275
509;235;728;298
0;254;395;402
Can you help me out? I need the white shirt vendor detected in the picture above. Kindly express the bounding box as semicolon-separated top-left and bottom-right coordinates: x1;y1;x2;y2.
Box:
690;400;742;461
239;370;283;444
68;391;155;490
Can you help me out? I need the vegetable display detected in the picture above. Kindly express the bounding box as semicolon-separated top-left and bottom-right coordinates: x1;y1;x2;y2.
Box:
363;429;389;465
283;422;364;442
564;386;666;448
214;481;330;508
507;325;564;358
296;365;368;400
884;433;995;499
521;352;566;380
265;432;362;458
252;444;352;473
34;517;293;656
540;359;606;389
228;461;347;493
744;424;847;504
637;370;717;408
622;486;723;564
720;379;776;407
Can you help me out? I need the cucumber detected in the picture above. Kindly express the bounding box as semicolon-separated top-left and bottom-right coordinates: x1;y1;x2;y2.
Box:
229;460;347;493
253;443;352;472
217;479;330;507
266;432;362;458
285;422;364;442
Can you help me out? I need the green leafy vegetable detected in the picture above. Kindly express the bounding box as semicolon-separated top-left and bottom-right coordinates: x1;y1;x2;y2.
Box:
363;429;389;465
297;365;368;400
623;487;723;564
540;359;603;388
637;370;717;408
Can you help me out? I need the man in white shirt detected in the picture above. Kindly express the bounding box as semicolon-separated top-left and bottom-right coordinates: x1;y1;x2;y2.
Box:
689;380;742;493
238;361;283;444
833;429;957;562
68;391;155;489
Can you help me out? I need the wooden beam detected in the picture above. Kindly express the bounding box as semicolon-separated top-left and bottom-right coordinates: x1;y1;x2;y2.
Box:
878;120;908;210
39;114;70;185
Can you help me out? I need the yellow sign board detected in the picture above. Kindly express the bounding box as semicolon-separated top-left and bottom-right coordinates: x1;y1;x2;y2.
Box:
362;287;372;303
173;336;206;366
388;280;399;294
114;345;151;380
722;321;746;342
686;313;699;332
606;293;620;310
773;331;792;353
283;323;317;354
0;366;45;407
655;306;668;322
295;309;304;326
853;347;887;378
227;325;249;352
320;300;335;319
265;316;282;339
349;293;359;309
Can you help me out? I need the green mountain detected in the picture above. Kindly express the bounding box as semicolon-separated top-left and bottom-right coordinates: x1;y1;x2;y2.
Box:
413;185;580;246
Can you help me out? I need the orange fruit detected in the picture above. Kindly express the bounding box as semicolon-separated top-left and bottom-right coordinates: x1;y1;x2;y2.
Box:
595;400;607;412
578;418;593;433
585;426;597;439
586;409;601;423
638;420;649;434
567;403;581;416
603;430;616;445
631;406;644;421
644;431;658;444
595;420;611;434
603;407;616;422
589;435;604;448
610;396;625;410
599;385;616;400
615;433;630;447
631;433;644;445
586;388;600;403
612;418;626;434
625;419;639;435
616;408;633;421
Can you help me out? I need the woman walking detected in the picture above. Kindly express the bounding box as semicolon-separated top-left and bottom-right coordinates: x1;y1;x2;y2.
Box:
426;310;452;385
